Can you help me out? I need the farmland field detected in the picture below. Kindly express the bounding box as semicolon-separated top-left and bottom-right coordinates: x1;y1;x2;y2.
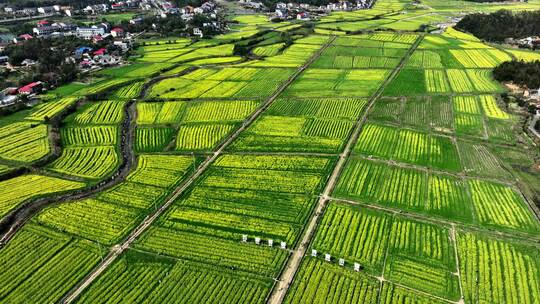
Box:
1;0;540;303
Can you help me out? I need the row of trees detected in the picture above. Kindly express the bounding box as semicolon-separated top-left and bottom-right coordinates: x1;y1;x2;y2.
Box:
456;9;540;42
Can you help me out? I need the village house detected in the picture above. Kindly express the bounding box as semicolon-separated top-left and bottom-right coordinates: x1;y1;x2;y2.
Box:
111;28;125;38
18;82;43;95
83;4;109;15
37;6;60;14
77;25;109;40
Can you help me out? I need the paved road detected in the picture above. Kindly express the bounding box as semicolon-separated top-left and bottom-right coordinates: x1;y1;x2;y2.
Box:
267;34;425;304
61;36;336;304
0;13;56;24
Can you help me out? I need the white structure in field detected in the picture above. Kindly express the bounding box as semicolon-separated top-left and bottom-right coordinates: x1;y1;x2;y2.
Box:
354;263;360;272
325;254;331;262
280;242;286;249
311;249;317;257
255;237;261;245
339;258;345;266
242;234;247;242
268;239;273;247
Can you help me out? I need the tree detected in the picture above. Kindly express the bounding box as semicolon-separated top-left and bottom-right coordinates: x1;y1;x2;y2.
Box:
456;10;540;42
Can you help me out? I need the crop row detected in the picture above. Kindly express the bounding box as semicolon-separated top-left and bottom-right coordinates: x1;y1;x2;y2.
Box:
458;232;540;304
48;146;119;179
334;157;538;232
313;54;401;69
231;116;350;153
149;69;291;99
135;127;175;152
244;44;320;68
0;174;85;219
252;43;284;57
369;96;454;132
130;154;332;282
0;224;101;303
76;250;272;304
449;49;511;68
284;257;379;304
355;123;461;172
36;154;196;244
113;81;144;99
0;124;50;163
386;68;502;95
61;126;118;146
29;97;78;121
284;68;390;98
267;98;367;120
176;123;234;151
311;203;460;299
69;101;126;125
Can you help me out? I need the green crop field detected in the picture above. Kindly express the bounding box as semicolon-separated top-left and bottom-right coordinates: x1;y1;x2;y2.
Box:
0;0;539;302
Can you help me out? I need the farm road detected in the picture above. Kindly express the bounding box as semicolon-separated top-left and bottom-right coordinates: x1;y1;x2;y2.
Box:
267;34;425;304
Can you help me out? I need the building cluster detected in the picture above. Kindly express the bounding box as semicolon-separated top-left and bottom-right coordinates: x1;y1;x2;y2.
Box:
2;5;67;17
505;36;540;49
270;0;375;21
30;20;127;41
1;1;141;18
0;39;133;107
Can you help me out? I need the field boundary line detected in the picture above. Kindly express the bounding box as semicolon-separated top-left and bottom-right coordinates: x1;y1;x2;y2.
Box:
331;197;540;245
267;34;425;304
60;36;336;304
375;213;394;304
451;224;466;303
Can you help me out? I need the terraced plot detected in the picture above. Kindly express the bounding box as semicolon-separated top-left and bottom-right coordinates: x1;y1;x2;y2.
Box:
76;250;272;304
284;69;391;98
0;123;50;163
0;174;85;219
48;146;120;180
0;224;101;303
149;68;294;99
137;100;259;152
232;98;367;153
354;123;461;171
35;154;196;245
284;257;380;304
68;101;126;125
98;154;334;296
307;203;461;301
458;232;540;304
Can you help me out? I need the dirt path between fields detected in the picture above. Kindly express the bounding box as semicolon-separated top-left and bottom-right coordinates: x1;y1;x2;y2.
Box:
0;67;204;246
0;99;137;245
267;34;425;304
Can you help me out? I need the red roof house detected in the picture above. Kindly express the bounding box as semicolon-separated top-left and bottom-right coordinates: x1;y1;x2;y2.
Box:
18;82;43;95
110;27;125;38
37;20;49;27
92;35;104;43
19;34;33;40
93;48;107;56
